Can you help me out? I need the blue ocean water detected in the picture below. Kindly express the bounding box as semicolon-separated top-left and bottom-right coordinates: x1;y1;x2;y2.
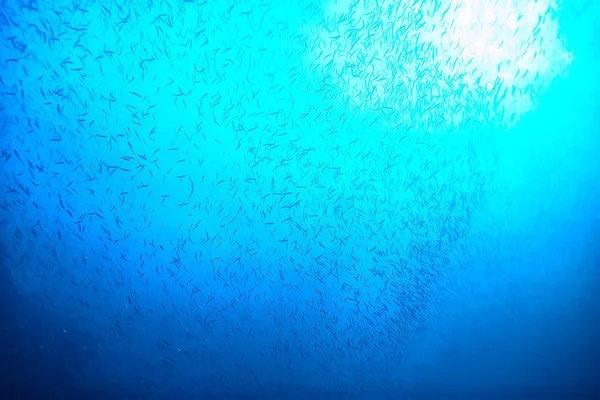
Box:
1;0;599;399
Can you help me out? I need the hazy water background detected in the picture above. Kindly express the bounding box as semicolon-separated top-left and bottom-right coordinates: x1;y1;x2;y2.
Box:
1;0;599;399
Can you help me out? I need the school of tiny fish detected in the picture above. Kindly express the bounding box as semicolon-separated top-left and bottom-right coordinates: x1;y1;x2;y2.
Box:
0;0;574;397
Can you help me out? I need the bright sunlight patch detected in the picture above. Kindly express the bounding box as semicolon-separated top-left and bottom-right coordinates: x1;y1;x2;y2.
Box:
306;0;573;130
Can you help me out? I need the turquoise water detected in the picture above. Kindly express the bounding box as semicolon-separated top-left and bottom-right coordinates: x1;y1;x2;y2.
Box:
1;0;599;398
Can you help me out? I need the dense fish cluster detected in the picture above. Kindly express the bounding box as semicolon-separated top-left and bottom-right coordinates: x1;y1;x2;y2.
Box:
0;0;572;397
308;0;571;128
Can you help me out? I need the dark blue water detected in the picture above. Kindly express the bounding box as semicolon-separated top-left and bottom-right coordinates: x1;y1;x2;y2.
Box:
1;0;599;399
